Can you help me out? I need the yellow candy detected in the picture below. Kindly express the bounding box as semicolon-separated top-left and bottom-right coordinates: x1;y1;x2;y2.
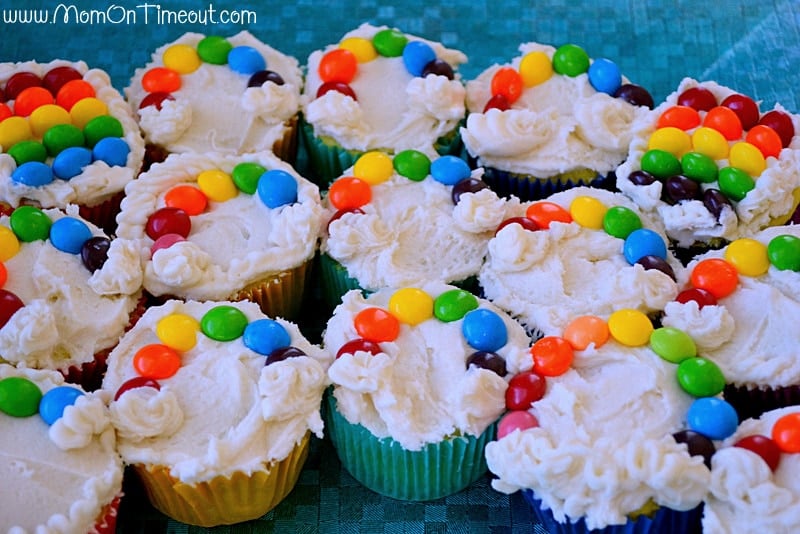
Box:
691;126;729;160
353;151;394;185
519;51;553;87
197;169;237;202
163;44;201;74
608;309;653;347
729;141;766;177
0;116;32;150
569;196;607;229
724;238;769;277
70;97;109;129
0;226;21;262
156;313;200;351
388;287;434;325
340;37;378;63
29;104;71;138
648;126;692;157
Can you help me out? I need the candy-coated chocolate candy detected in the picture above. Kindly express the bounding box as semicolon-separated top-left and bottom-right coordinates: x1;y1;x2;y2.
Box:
724;238;769;277
83;115;123;148
690;258;738;299
717;166;755;202
328;177;371;210
757;110;794;148
636;255;676;281
8;140;47;166
0;103;11;122
69;96;109;130
519;51;553;87
691;127;729;160
372;29;408;57
434;288;478;322
721;94;759;130
677;357;725;397
490;67;523;104
39;385;83;425
5;72;42;100
734;435;781;472
0;226;18;262
623;228;667;264
648;127;692;157
0;289;25;329
231;162;267;195
201;305;248;341
496;216;539;235
113;376;160;401
145;207;191;240
393;149;430;181
675;287;718;308
318;49;357;84
49;216;91;254
93;137;130;168
430;156;471;186
339;37;377;63
767;234;800;271
0;116;33;149
10;205;52;242
197;169;237;202
55;79;95;111
354;307;400;342
677;86;717;111
156;313;200;352
525;201;572;229
164;185;208;215
602;205;641;239
613;84;654;109
421;59;454;80
465;351;507;377
257;169;298;209
327;208;364;231
483;94;510;113
0;202;14;218
139;91;175;111
702;188;732;220
354;151;394;185
243;318;291;356
197;35;232;64
162;44;201;74
552;44;589;77
663;175;700;204
530;336;574;377
228;46;266;75
745;124;782;159
29;104;71;137
506;371;547;408
587;58;621;95
0;263;6;287
42;66;82;95
316;81;357;100
703;106;743;141
451;177;489;204
388;287;433;325
0;376;41;417
248;70;285;87
43;123;84;156
656;105;701;130
336;338;383;359
771;412;800;453
497;410;539;439
133;343;181;379
150;233;185;255
608;309;653;347
141;67;181;94
640;149;681;179
462;308;508;352
649;326;696;363
687;397;738;440
569;196;607;229
680;152;718;184
728;142;766;177
563;315;609;350
265;346;307;366
13;86;53;117
80;236;111;273
402;40;436;77
52;146;92;180
627;169;657;186
673;429;716;468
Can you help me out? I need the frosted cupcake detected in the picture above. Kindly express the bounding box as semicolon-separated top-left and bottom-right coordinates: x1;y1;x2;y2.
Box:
615;78;800;257
115;151;324;320
102;299;332;526
0;60;145;233
125;31;302;162
320;150;514;307
0;205;144;390
302;23;467;185
478;187;681;337
461;43;653;201
0;364;124;533
323;282;532;501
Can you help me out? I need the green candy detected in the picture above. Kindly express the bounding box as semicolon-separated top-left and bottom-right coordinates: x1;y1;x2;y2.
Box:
197;35;233;65
677;357;725;397
9;205;52;242
681;152;718;184
83;116;123;148
767;234;800;271
717;166;754;202
393;149;430;181
650;326;697;364
373;29;408;57
433;289;478;323
232;162;267;195
640;149;681;179
200;305;249;341
8;140;47;166
43;124;84;157
552;44;590;77
0;377;42;417
602;206;642;239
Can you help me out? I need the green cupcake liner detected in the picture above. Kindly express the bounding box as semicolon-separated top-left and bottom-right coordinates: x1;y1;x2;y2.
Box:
317;253;367;309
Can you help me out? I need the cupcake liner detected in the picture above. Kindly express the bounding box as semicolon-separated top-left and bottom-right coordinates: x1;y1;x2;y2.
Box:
522;491;703;534
78;189;127;236
271;115;300;164
317;253;367;309
724;383;800;422
92;493;122;534
768;186;800;227
132;433;310;527
480;166;609;202
229;260;311;320
325;392;493;501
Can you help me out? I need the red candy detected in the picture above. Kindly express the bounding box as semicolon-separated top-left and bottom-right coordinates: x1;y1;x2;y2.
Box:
133;344;181;379
0;103;13;122
139;92;175;110
145;207;191;240
746;124;783;159
164;185;208;215
150;233;185;255
13;86;54;117
0;288;24;329
42;66;83;95
483;94;510;113
113;376;161;401
758;110;795;148
354;307;400;342
496;216;539;235
336;338;383;359
675;287;718;308
530;336;574;377
690;258;738;299
4;72;42;100
703;106;743;141
0;262;6;288
327;208;364;231
497;410;539;438
721;94;759;130
734;434;782;471
656;105;701;130
490;67;524;105
677;86;717;111
328;177;371;210
772;412;800;453
316;81;357;100
318;49;358;84
55;79;96;111
505;370;547;410
141;67;182;93
525;202;572;229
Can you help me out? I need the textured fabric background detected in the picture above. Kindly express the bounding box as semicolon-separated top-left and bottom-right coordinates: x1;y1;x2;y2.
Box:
3;1;800;532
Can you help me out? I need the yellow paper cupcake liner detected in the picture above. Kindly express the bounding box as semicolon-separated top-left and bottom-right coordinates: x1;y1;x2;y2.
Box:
229;260;311;320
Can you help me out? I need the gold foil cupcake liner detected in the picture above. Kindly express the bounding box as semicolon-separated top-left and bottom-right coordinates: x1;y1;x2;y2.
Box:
229;260;311;320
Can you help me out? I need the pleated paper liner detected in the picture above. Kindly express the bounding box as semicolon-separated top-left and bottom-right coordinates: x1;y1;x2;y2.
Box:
479;166;611;202
92;493;123;534
723;382;800;422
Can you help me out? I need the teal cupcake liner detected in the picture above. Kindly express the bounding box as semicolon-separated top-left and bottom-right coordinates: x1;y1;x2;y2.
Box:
317;253;367;309
325;391;494;501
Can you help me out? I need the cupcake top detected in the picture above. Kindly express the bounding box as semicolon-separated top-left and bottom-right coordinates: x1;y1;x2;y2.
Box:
0;205;142;373
0;59;145;209
322;151;515;291
478;186;681;336
661;225;800;389
116;151;323;302
102;299;332;483
461;43;653;178
615;77;800;248
323;282;532;451
0;364;123;533
703;406;800;533
125;31;302;155
303;23;467;154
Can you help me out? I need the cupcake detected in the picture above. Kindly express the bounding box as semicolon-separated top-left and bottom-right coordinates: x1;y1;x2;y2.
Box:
319;150;514;308
0;204;144;390
615;78;800;258
301;23;467;186
461;43;653;201
0;60;145;234
101;299;332;527
115;151;324;320
322;282;532;501
478;186;682;337
125;31;302;163
660;225;800;421
703;406;800;533
0;364;124;533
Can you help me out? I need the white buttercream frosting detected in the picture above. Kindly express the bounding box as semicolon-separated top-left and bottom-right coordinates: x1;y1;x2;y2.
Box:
102;299;333;484
322;282;532;451
125;31;302;154
115;151;323;301
302;23;467;154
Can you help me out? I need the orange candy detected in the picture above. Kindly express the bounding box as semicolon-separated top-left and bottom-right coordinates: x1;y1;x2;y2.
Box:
746;124;783;159
354;307;400;343
133;344;181;379
530;336;574;377
0;103;12;122
563;315;609;350
164;185;208;216
318;49;358;84
13;86;54;117
772;412;800;453
141;67;182;94
703;106;743;141
525;201;573;229
0;262;6;288
328;176;371;210
55;80;96;111
656;105;701;130
491;67;524;105
690;258;739;299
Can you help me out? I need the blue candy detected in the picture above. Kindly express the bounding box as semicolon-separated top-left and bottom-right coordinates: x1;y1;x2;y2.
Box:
11;161;54;186
39;386;84;425
686;397;738;440
243;319;291;356
228;46;267;75
52;146;92;180
49;216;93;254
430;156;471;186
92;137;130;167
623;228;667;265
402;40;437;77
588;58;622;95
257;169;298;208
462;308;508;352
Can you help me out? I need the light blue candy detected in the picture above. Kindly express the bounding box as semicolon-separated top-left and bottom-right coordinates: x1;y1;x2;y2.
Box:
243;319;291;356
462;308;508;352
39;386;84;425
430;156;471;186
588;58;622;95
52;146;92;180
623;228;667;265
686;397;738;440
257;169;298;209
402;40;436;77
49;216;92;254
92;137;130;167
228;46;266;75
11;161;54;186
